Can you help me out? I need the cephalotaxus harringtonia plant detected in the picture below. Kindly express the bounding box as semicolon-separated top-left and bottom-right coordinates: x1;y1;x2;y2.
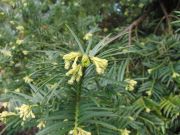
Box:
63;26;109;135
0;23;179;135
1;0;180;134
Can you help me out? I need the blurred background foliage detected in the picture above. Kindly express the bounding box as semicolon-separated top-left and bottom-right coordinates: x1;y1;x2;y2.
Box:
0;0;180;135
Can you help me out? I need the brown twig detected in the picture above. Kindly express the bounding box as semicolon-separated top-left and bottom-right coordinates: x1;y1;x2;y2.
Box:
154;14;180;34
105;9;150;45
159;0;172;34
128;27;132;46
154;16;166;34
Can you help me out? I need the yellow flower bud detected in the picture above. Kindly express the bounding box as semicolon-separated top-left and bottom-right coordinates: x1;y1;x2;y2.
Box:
22;50;28;55
90;57;108;74
37;120;46;129
16;39;24;45
172;72;180;79
129;79;137;85
63;52;81;61
120;129;131;135
72;56;79;68
148;69;153;74
125;79;137;91
146;90;152;96
64;60;71;69
15;88;21;92
68;75;76;85
66;65;80;76
76;65;83;82
10;21;15;25
145;108;151;113
23;76;33;83
83;33;93;40
16;26;24;32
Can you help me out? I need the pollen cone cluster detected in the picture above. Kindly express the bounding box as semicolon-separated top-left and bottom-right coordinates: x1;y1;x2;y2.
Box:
63;52;108;84
0;111;16;123
69;127;91;135
16;104;35;121
125;79;137;91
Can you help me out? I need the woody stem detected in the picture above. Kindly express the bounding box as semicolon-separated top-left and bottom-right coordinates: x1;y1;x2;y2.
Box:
74;71;84;135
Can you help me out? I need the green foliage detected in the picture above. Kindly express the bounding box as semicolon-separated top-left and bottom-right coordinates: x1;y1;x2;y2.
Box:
0;0;180;135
